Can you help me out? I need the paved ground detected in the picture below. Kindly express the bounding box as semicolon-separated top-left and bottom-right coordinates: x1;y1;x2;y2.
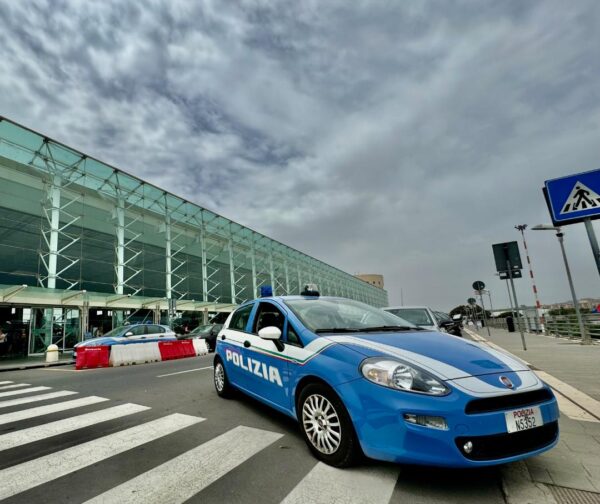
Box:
466;326;600;502
0;355;507;504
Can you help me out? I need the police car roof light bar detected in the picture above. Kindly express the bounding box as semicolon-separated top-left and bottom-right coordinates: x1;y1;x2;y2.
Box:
260;285;273;297
301;283;320;296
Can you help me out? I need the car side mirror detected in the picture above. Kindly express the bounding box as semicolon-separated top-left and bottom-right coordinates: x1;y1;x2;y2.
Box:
439;320;453;328
258;326;282;340
258;326;284;351
125;331;134;337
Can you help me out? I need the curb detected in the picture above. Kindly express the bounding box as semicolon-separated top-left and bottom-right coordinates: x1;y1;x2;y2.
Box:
0;360;74;373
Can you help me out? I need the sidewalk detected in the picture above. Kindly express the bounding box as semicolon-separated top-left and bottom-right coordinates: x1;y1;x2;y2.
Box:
465;326;600;502
0;354;73;372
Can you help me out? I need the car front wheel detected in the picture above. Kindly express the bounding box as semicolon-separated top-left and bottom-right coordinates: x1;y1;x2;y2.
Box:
297;383;360;467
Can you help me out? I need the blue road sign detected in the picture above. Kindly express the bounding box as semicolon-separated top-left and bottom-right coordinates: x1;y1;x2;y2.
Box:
544;168;600;226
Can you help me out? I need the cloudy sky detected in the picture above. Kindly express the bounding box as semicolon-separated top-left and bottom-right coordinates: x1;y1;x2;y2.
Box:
1;0;600;311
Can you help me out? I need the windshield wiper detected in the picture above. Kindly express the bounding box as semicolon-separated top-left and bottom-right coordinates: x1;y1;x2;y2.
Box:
361;325;424;332
315;328;364;334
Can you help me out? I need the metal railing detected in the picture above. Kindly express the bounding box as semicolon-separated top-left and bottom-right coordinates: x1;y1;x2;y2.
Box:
487;314;600;340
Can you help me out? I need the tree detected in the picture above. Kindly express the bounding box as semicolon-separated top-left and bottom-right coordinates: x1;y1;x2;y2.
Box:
450;305;490;318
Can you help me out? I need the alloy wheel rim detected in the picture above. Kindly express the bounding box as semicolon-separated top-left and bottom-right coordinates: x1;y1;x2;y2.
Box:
215;363;225;391
302;394;342;455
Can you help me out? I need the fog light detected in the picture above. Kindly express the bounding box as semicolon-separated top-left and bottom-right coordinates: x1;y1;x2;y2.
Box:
463;441;473;454
403;413;448;430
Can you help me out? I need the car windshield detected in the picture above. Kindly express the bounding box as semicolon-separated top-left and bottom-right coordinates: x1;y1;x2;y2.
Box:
191;325;213;335
283;298;417;333
102;326;127;338
385;308;433;326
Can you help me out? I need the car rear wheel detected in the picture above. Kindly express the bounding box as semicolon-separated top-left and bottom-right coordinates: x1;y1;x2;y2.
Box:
298;383;360;467
214;357;233;398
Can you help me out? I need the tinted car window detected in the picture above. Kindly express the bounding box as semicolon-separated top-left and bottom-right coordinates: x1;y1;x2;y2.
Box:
254;303;285;333
386;308;433;326
127;325;146;336
229;304;253;332
148;325;165;334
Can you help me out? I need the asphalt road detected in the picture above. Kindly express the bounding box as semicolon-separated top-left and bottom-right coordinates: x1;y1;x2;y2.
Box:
0;356;506;503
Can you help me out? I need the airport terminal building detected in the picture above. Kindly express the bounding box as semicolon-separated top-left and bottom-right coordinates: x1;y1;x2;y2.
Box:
0;117;388;359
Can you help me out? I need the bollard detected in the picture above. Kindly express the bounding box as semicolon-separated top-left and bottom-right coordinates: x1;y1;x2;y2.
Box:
46;344;59;363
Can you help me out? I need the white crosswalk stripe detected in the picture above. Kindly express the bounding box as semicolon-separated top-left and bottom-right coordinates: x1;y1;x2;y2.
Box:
0;382;401;503
0;403;150;451
0;413;205;501
0;381;13;385
0;385;51;398
0;395;109;425
0;383;30;390
281;462;399;504
0;390;77;409
85;425;283;504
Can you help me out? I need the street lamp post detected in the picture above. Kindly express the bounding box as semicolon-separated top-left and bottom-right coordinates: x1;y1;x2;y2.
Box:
532;224;591;345
515;224;545;333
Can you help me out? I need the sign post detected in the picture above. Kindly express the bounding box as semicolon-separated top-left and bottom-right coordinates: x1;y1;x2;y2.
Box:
545;168;600;277
492;241;527;350
467;297;477;324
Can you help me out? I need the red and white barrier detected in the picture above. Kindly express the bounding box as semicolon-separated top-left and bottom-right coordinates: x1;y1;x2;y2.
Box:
192;338;209;356
76;338;209;370
110;342;162;366
158;340;196;361
75;346;110;370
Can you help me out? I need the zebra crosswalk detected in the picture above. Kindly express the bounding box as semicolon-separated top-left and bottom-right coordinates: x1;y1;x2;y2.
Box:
0;379;401;503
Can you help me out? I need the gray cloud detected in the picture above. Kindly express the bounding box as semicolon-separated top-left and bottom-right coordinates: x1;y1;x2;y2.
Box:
1;0;600;310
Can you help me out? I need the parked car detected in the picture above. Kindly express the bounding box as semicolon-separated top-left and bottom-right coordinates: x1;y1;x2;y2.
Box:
178;323;222;352
214;295;559;468
433;311;463;337
73;323;176;359
383;306;460;335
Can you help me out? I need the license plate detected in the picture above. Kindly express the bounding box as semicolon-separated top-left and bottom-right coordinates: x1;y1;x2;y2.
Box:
505;406;544;433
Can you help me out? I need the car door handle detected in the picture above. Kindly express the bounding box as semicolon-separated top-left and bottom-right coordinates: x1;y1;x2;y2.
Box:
244;340;251;348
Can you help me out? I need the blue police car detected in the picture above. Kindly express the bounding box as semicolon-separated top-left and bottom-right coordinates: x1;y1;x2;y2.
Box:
213;292;559;468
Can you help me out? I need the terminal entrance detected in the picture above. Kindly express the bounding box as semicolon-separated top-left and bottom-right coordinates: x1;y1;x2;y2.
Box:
29;308;80;354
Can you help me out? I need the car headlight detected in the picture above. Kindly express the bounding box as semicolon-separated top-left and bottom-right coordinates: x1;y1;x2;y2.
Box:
360;358;450;396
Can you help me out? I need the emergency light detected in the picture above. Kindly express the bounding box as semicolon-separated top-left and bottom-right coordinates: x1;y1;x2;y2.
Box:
300;284;320;296
260;285;273;297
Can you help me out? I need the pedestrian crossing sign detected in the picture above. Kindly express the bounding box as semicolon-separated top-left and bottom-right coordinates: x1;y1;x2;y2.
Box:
544;168;600;225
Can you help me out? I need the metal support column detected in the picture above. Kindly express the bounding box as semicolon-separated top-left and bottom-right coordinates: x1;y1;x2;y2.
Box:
115;198;125;296
284;260;290;295
47;174;61;289
584;218;600;278
557;231;590;344
165;213;173;303
251;234;257;298
507;260;527;350
269;247;276;295
200;216;208;303
228;225;237;304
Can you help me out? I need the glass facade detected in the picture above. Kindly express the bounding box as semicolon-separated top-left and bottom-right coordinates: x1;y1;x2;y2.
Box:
0;117;388;356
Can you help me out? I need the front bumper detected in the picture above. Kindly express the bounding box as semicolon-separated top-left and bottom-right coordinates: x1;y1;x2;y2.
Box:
335;378;559;467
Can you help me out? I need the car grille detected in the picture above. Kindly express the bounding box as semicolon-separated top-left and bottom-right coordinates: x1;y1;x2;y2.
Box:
465;388;554;414
455;421;558;461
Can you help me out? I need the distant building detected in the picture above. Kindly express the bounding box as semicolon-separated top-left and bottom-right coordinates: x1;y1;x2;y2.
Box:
543;298;600;310
355;274;384;289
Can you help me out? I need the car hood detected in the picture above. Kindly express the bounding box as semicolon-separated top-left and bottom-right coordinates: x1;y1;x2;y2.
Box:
75;337;122;347
323;331;529;380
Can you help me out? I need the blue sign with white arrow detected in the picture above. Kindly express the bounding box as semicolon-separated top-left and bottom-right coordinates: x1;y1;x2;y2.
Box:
544;168;600;226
